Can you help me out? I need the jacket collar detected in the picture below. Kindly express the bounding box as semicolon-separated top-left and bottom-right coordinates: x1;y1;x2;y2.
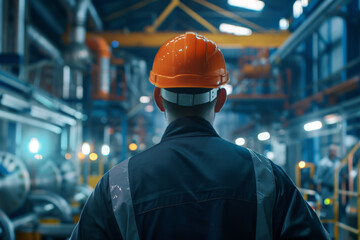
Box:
161;116;220;142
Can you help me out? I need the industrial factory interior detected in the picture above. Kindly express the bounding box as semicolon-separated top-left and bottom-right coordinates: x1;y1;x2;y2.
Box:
0;0;360;239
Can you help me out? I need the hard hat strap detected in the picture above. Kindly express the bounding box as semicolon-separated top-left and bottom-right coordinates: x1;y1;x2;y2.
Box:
160;88;218;107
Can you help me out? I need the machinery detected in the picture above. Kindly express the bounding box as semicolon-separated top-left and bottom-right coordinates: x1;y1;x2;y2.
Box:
0;152;91;239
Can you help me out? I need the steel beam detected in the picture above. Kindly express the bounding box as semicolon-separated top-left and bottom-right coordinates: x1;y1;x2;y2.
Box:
193;0;266;32
91;32;290;48
178;2;218;33
104;0;157;21
146;0;178;33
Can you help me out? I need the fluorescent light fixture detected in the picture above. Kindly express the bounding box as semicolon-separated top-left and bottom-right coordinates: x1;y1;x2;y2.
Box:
257;132;270;141
235;137;245;146
228;0;265;11
304;121;322;131
140;96;151;104
101;144;110;156
82;142;91;155
29;138;40;153
266;151;274;160
219;23;252;36
223;84;233;95
279;18;289;30
324;114;342;125
293;0;303;18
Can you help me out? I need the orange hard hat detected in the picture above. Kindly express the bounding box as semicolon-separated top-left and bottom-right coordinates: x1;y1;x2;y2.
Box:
149;32;229;89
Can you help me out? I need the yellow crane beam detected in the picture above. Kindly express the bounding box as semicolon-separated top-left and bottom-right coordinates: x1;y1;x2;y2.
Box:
90;32;290;48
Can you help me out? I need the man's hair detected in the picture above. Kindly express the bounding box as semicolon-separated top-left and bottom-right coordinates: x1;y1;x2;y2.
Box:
162;88;217;117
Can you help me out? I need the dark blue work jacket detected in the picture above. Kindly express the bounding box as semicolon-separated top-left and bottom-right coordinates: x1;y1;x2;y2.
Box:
70;117;329;240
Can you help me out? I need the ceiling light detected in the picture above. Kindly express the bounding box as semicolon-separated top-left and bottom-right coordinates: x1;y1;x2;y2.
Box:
145;104;154;113
301;0;309;7
324;114;342;125
129;143;138;151
82;142;90;155
235;137;245;146
257;132;270;141
101;144;110;156
140;96;151;104
266;151;274;160
298;161;306;169
89;153;98;161
293;0;303;18
228;0;265;11
279;18;289;31
304;121;322;131
219;23;252;36
29;138;40;153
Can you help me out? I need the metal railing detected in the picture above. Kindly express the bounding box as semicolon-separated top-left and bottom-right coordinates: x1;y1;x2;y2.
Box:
333;142;360;240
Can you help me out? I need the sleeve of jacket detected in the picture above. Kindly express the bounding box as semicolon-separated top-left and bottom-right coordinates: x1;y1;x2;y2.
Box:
69;172;122;240
271;163;330;240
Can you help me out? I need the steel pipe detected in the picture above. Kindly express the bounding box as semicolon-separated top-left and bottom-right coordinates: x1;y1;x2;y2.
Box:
28;190;73;223
270;0;352;64
27;25;63;64
0;209;15;240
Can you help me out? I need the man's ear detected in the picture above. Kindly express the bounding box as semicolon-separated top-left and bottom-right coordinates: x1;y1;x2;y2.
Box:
153;87;165;112
214;88;227;113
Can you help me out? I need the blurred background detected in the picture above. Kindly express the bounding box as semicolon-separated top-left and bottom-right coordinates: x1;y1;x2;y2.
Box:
0;0;359;239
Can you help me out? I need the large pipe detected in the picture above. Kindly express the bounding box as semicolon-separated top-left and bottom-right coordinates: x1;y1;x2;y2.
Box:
71;0;90;44
60;0;102;31
269;0;351;64
27;25;63;64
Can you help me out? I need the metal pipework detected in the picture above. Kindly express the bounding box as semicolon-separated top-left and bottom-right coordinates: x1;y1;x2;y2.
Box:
269;0;351;64
27;25;63;64
28;190;73;223
0;209;15;240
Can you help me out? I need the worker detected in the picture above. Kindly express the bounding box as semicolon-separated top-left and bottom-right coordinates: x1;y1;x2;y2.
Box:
70;32;329;240
315;144;340;195
314;144;340;237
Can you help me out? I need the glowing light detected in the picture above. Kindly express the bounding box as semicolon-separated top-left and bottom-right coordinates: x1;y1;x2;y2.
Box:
152;136;161;144
228;0;265;11
219;23;252;36
29;138;40;153
324;114;342;125
34;154;43;160
235;137;245;146
304;121;322;132
266;151;274;160
139;143;146;150
129;143;138;151
257;132;270;141
101;144;110;156
82;142;91;155
324;198;331;205
77;152;85;160
298;161;306;169
279;18;289;30
89;153;98;161
145;104;154;113
140;96;151;104
293;0;303;18
301;0;309;7
111;40;119;48
223;84;233;95
65;153;71;160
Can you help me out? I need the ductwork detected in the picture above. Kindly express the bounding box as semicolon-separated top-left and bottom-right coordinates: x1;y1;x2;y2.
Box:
270;0;352;65
27;25;63;64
